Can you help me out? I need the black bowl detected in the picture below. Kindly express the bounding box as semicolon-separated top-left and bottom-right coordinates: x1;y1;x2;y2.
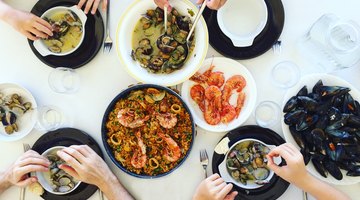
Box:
101;84;196;178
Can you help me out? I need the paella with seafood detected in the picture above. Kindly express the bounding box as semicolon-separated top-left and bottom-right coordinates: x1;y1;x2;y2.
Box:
105;87;193;176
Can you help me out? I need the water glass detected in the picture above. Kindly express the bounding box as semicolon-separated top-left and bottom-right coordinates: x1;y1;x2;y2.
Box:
255;101;280;128
271;61;300;88
34;106;65;131
299;14;360;72
48;67;80;93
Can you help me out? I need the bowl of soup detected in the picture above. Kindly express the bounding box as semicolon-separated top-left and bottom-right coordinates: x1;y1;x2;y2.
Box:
116;0;208;86
33;5;87;56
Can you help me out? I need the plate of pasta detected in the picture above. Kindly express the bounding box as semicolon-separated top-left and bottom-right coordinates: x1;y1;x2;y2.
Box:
101;84;195;178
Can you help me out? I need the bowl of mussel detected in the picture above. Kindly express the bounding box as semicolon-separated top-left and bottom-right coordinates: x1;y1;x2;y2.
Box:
116;0;208;86
218;139;281;189
33;5;87;56
36;146;80;195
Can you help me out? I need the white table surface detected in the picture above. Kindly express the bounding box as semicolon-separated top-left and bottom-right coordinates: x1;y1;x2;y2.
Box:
1;0;360;199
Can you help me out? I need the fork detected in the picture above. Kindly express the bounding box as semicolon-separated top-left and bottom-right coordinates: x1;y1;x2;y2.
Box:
200;149;209;179
20;143;31;200
272;39;282;55
103;0;112;52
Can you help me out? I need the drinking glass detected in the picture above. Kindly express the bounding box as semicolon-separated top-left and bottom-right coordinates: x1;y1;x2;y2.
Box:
34;105;65;131
271;61;300;88
48;67;80;93
255;101;280;128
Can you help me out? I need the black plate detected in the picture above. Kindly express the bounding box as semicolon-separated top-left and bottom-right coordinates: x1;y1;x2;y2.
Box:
203;0;284;59
212;125;289;200
32;128;103;200
28;0;104;69
101;84;196;178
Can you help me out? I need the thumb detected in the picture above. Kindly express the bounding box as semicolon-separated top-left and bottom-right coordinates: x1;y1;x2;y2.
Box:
17;177;37;187
58;164;80;179
224;191;238;200
266;155;282;175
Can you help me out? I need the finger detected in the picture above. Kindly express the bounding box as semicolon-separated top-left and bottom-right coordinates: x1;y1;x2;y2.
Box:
61;148;87;164
35;17;53;32
284;143;300;154
91;0;101;14
220;0;227;7
58;164;80;179
102;0;107;12
224;191;238;200
16;164;48;176
22;150;42;158
82;145;96;155
208;173;220;181
196;0;204;4
17;177;37;187
34;22;53;36
207;0;221;10
212;177;224;186
18;157;50;168
282;144;297;156
69;145;91;157
84;0;95;14
24;31;38;41
30;28;47;38
214;182;227;192
57;150;82;170
266;155;282;175
78;0;87;9
218;183;233;198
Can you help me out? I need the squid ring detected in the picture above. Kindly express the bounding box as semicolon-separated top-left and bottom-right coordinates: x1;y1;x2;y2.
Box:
171;104;181;113
149;158;159;169
110;134;121;145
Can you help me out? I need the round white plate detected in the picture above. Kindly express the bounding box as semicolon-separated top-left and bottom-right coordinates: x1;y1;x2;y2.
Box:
281;73;360;185
116;0;208;86
181;57;257;132
0;83;37;142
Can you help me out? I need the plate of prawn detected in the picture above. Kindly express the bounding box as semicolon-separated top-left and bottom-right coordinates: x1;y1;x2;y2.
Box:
101;84;195;178
181;57;257;132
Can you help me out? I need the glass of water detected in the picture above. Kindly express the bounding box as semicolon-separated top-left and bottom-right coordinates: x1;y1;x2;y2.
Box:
255;101;281;128
34;105;65;131
48;67;80;93
271;61;300;89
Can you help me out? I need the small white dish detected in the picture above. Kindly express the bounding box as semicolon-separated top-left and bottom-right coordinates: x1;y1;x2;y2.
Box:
217;0;268;47
0;83;37;142
33;5;87;57
217;138;281;189
116;0;208;86
36;146;81;195
181;57;257;132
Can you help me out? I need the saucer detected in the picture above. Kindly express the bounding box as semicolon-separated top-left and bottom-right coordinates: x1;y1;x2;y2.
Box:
28;0;104;69
203;0;284;59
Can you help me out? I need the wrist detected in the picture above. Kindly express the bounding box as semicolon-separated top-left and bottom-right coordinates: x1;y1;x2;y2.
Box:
0;170;12;192
294;172;315;190
0;3;14;22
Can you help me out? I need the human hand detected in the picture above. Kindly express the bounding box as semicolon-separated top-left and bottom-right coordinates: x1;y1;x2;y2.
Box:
266;143;309;187
6;9;53;40
193;174;238;200
4;150;50;187
57;145;113;188
196;0;227;10
154;0;172;11
78;0;107;15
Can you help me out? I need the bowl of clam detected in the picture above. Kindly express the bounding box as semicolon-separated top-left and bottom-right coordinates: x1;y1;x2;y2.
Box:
218;139;281;189
36;146;80;195
33;5;87;56
116;0;208;86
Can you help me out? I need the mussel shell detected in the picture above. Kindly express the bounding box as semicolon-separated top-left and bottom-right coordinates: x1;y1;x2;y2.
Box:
296;114;319;131
318;86;350;99
253;168;269;180
312;79;323;94
346;166;360;176
283;96;298;113
311;158;328;178
297;86;308;96
298;96;318;112
284;109;306;125
289;125;305;149
1;111;16;126
323;160;343;180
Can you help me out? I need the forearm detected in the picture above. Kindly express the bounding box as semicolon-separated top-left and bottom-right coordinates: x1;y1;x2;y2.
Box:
98;174;134;200
0;0;14;21
297;174;350;200
0;171;12;194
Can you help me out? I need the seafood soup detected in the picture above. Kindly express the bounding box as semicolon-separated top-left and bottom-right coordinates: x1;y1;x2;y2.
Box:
131;7;195;74
105;87;193;176
43;11;83;54
226;140;273;186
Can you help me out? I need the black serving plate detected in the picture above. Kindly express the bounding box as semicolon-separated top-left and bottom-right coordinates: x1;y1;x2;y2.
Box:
212;125;289;200
203;0;284;59
101;84;196;178
32;128;103;200
28;0;104;69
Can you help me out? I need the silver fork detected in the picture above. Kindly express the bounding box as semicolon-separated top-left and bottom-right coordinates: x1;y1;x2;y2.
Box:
20;143;31;200
200;149;209;179
103;0;112;52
